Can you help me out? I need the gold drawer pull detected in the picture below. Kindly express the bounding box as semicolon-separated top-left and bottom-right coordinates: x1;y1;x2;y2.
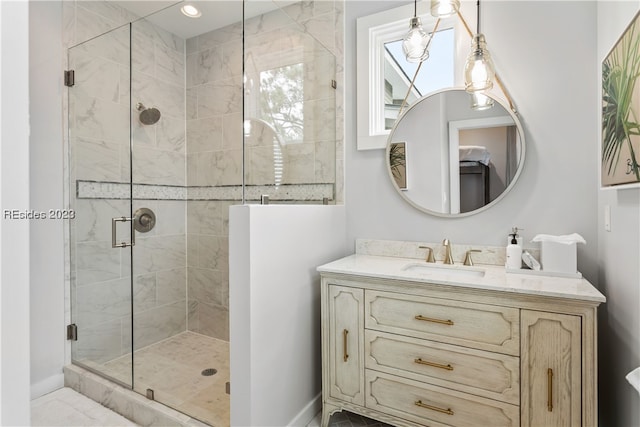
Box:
415;400;454;416
547;368;553;412
343;329;349;362
414;315;454;326
414;358;454;371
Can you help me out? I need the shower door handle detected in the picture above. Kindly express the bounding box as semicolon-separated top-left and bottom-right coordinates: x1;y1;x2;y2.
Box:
112;216;135;248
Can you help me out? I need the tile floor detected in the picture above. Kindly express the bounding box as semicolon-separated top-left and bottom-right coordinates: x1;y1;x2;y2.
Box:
31;387;138;426
308;411;394;427
37;330;386;427
33;387;389;427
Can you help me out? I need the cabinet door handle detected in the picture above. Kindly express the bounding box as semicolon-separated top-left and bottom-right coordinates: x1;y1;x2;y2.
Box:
547;368;553;412
414;315;454;326
342;329;349;362
414;358;454;371
415;400;454;416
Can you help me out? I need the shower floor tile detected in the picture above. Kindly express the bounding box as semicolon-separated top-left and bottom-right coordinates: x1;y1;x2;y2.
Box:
98;331;229;426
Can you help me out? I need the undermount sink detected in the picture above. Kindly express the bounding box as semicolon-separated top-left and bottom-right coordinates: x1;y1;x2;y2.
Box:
401;262;486;278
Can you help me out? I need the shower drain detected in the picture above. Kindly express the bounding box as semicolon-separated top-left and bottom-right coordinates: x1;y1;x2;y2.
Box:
201;368;217;376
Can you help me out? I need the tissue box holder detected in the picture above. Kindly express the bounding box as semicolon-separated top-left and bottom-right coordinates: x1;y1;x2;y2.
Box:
540;241;577;274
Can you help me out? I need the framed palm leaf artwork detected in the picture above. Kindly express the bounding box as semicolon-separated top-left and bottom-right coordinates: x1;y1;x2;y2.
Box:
602;10;640;187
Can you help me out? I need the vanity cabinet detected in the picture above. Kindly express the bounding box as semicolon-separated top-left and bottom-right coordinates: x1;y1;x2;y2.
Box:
319;270;602;427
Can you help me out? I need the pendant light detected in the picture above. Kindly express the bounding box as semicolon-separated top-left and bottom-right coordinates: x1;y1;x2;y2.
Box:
430;0;460;18
463;0;495;93
402;0;429;63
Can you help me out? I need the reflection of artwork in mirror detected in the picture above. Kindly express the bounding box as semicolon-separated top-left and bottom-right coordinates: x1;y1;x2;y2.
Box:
383;28;455;130
602;10;640;187
390;142;407;190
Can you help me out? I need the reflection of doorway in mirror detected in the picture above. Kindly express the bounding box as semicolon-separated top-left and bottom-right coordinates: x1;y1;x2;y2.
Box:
458;126;518;213
448;116;518;214
390;142;408;190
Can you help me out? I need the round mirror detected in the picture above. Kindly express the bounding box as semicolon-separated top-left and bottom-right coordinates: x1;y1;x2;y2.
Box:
386;88;525;217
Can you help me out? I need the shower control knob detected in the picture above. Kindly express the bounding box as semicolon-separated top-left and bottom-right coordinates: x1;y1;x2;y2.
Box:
139;214;152;227
133;208;156;233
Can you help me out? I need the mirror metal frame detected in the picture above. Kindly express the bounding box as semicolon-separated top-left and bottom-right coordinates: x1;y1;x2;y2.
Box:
385;87;526;218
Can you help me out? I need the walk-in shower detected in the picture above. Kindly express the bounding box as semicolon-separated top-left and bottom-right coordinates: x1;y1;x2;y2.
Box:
66;0;340;425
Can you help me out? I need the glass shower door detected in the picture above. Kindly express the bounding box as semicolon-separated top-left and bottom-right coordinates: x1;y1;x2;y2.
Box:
125;6;237;424
68;24;134;388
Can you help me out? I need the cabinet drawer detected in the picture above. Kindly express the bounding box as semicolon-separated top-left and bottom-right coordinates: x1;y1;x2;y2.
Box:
365;330;520;405
365;290;520;355
366;370;519;427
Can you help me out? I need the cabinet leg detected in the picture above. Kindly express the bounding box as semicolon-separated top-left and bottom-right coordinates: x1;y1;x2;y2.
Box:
321;403;340;427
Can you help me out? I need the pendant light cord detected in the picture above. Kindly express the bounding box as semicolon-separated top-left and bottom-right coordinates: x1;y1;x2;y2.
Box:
414;0;417;18
476;0;480;33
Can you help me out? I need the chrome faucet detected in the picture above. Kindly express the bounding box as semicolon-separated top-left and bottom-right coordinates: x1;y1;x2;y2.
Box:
442;239;454;264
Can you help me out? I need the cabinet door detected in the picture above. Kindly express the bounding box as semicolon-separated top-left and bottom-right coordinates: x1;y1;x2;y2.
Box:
521;310;581;427
328;285;364;405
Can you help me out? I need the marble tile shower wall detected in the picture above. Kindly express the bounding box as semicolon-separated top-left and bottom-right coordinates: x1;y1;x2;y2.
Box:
186;200;233;340
243;1;338;186
67;1;188;365
129;20;189;353
183;1;343;340
185;20;241;340
131;19;186;187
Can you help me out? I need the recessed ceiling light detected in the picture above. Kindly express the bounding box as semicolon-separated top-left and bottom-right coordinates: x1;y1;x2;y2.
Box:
181;4;201;18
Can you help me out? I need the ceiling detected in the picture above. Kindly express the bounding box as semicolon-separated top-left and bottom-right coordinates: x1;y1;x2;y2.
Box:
111;0;293;40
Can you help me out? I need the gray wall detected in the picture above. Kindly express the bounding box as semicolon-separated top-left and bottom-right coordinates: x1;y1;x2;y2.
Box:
596;2;640;426
2;1;32;423
346;2;640;426
345;1;600;282
29;0;65;398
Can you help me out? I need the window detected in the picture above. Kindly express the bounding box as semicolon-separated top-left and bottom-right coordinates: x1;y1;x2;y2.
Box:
259;63;304;144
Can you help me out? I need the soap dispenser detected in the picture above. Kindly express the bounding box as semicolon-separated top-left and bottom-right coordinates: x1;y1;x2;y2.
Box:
505;227;523;270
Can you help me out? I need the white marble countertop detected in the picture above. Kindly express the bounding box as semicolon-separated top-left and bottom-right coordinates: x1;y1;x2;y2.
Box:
317;254;606;303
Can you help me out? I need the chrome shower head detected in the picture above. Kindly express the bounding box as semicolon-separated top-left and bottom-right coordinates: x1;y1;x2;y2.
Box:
136;102;161;125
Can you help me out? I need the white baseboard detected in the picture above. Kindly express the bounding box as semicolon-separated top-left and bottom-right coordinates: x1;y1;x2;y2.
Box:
288;393;322;427
31;373;64;400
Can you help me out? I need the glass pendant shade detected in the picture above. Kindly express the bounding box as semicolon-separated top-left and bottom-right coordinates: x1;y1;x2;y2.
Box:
430;0;460;17
402;17;429;63
470;92;494;110
464;34;496;93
